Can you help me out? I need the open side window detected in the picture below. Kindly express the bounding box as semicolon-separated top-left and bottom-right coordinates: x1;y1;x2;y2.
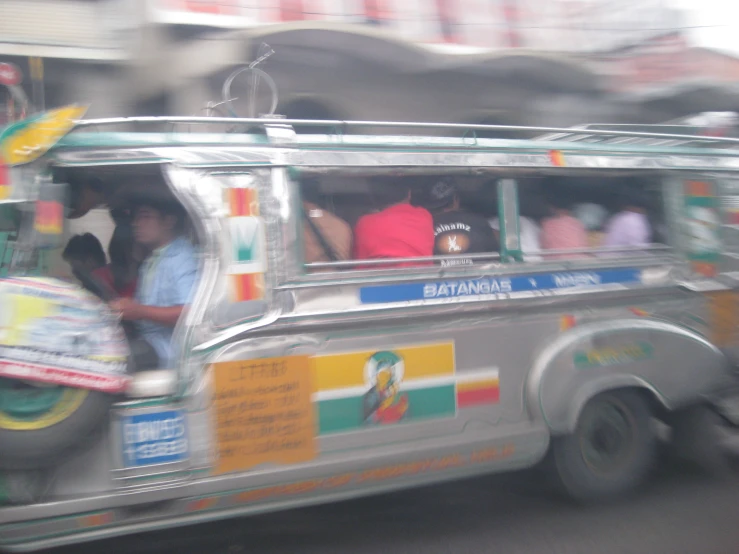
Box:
292;168;504;276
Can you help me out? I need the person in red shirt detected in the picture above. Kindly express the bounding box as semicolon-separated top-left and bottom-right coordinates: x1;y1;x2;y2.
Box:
353;178;434;268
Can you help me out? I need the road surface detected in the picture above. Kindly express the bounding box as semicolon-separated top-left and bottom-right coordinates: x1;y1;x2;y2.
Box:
47;456;739;554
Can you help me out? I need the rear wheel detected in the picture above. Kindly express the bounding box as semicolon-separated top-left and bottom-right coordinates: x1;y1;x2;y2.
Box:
0;379;113;470
550;390;656;502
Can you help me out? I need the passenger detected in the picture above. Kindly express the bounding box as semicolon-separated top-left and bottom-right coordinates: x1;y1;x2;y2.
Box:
62;233;106;276
353;178;433;267
574;203;608;248
301;179;352;266
108;197;198;369
603;187;652;249
92;222;142;299
422;178;498;267
540;187;588;258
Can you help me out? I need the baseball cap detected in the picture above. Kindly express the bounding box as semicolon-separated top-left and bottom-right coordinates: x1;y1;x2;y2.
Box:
425;178;457;210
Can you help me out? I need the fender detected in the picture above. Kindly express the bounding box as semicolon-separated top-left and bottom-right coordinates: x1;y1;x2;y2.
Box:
526;318;730;435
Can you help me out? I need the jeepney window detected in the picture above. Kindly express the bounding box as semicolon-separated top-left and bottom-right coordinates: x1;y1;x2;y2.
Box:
521;172;672;263
295;170;673;275
297;173;502;272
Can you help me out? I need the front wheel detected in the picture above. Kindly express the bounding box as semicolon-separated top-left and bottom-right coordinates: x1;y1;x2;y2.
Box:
550;390;656;502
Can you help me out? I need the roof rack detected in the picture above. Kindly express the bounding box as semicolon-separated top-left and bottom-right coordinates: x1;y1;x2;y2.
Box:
71;116;739;147
535;112;739;148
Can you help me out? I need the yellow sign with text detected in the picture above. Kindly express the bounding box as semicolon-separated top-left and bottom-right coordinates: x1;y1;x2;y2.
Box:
213;355;316;475
1;105;87;166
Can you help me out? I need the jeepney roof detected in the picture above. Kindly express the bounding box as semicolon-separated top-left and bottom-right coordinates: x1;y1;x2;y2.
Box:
47;128;739;174
52;130;739;162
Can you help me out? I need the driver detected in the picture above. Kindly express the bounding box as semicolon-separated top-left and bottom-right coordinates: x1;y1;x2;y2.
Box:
108;197;198;369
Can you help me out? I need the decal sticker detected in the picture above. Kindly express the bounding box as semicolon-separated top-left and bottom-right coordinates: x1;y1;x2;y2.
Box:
33;199;63;235
313;343;456;434
0;277;130;392
0;159;9;200
455;370;500;408
313;343;499;435
227;186;259;217
362;351;409;424
230;272;265;302
549;150;566;167
573;341;654;369
77;512;114;529
224;183;266;302
359;268;642;304
0;105;87;166
560;314;576;331
684;180;721;277
122;410;188;467
213;355;316;475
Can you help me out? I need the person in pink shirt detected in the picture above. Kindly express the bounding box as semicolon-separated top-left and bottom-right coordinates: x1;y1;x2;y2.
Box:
603;188;652;249
540;187;588;259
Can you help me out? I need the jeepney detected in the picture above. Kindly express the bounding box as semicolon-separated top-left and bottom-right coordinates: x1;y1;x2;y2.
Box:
0;106;738;552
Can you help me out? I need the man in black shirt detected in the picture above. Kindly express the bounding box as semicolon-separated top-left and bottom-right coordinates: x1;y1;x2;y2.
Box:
421;179;499;267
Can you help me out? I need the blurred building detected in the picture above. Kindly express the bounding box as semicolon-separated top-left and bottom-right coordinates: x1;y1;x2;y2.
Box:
1;0;738;129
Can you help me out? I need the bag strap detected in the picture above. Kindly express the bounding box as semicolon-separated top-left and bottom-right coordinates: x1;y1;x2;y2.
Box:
303;207;339;262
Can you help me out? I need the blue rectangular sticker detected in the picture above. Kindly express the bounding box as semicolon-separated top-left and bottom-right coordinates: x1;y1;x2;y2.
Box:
359;268;642;304
122;410;188;467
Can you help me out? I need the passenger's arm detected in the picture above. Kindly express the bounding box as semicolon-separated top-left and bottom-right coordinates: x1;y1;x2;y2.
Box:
109;298;183;326
134;304;183;326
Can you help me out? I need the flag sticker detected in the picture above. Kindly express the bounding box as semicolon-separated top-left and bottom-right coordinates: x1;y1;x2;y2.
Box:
227;187;259;217
228;216;266;274
231;273;265;302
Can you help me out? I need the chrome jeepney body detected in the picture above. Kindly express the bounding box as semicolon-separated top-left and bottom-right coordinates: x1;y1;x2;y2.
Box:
0;118;737;551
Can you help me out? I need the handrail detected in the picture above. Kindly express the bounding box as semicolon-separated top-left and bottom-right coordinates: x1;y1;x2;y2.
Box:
307;251;502;270
303;244;674;270
71;117;739;146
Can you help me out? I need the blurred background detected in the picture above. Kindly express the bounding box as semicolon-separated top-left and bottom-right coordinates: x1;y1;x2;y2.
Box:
1;0;739;131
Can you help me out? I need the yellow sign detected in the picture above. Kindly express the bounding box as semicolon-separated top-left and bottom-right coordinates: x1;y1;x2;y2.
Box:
213;355;316;475
1;105;87;166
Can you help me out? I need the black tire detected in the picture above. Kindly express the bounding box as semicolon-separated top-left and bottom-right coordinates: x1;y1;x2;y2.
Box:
550;389;656;502
669;403;731;477
0;389;113;470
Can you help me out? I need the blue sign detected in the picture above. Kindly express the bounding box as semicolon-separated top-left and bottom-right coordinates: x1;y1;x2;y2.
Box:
359;268;642;305
122;410;188;467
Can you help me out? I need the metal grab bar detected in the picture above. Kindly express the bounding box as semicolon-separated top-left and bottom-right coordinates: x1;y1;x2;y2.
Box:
71;117;739;146
303;244;674;270
307;252;502;270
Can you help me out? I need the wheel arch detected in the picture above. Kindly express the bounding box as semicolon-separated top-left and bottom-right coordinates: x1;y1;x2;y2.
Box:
527;318;729;435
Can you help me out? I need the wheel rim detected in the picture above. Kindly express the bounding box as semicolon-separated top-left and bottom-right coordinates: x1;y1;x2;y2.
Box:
0;379;88;430
579;398;636;474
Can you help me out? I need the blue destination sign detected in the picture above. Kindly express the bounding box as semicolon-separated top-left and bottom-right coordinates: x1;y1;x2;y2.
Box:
359;268;642;305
